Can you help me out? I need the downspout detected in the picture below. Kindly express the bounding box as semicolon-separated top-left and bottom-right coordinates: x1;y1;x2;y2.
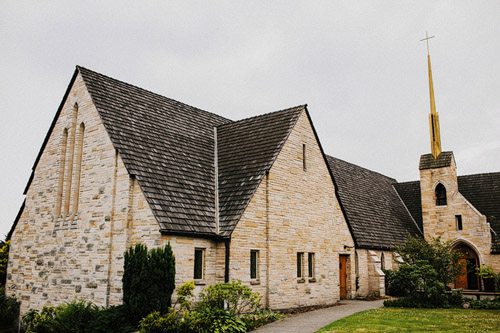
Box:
224;239;230;283
214;127;220;235
265;172;270;308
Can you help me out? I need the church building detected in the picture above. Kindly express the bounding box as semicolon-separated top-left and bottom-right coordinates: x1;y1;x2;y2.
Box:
6;51;499;314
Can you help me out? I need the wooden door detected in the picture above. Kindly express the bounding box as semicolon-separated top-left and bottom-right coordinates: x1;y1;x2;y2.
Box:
339;255;347;299
455;258;467;289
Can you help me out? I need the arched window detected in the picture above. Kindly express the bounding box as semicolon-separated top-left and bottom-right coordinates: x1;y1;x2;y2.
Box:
72;122;85;214
56;128;68;215
380;252;385;270
435;183;447;206
63;103;79;215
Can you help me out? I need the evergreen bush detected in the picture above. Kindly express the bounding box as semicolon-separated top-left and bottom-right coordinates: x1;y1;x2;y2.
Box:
123;242;176;323
0;286;20;332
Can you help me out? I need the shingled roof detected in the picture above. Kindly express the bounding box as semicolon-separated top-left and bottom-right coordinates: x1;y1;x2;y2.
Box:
419;151;454;170
79;66;231;236
217;106;304;236
78;66;305;238
396;172;500;253
326;156;422;250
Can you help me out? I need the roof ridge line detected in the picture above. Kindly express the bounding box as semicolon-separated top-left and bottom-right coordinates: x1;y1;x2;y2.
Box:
77;65;232;123
458;171;500;178
218;104;306;127
325;155;397;183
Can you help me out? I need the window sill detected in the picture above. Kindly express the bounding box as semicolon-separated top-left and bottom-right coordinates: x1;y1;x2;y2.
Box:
194;280;206;286
309;278;316;283
297;278;305;283
250;279;260;285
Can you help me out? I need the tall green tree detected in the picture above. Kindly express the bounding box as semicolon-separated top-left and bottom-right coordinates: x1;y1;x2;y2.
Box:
122;243;175;323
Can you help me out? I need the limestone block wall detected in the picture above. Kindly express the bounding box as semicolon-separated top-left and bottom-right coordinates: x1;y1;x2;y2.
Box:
6;73;132;313
230;111;355;310
419;160;496;272
355;249;393;297
6;73;220;313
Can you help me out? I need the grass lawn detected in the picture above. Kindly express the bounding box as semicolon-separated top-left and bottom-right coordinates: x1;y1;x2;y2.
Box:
317;307;500;332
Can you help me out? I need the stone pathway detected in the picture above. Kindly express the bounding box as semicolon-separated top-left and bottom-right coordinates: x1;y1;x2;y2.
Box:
252;299;385;333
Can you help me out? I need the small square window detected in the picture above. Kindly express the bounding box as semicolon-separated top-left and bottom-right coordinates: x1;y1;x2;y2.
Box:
308;253;315;278
250;250;259;279
456;215;463;231
194;248;205;280
297;252;304;278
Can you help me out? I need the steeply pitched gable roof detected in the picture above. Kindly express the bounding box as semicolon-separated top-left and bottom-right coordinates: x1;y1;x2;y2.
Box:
396;172;500;253
78;66;305;238
326;156;422;250
78;66;231;236
217;106;304;236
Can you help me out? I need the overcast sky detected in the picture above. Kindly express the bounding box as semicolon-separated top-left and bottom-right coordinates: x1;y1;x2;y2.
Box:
1;1;499;238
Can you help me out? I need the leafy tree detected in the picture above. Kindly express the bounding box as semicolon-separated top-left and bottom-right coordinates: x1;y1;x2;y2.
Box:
385;236;464;307
0;240;10;287
123;243;176;323
396;236;462;287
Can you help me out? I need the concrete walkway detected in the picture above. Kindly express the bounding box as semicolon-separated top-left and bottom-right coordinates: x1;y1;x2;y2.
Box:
252;299;385;333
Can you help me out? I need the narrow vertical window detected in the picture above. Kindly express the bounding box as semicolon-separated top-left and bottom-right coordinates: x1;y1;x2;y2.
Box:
194;248;205;280
435;183;447;206
355;251;359;290
456;215;463;231
63;103;79;215
72;123;85;214
302;143;307;171
56;129;68;215
250;250;259;279
297;252;304;278
308;253;315;278
381;252;385;270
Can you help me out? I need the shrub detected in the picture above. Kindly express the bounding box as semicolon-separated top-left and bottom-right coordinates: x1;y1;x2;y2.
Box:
469;297;500;310
385;236;464;307
384;267;417;297
88;305;135;333
139;309;180;333
22;306;56;333
23;301;136;333
50;299;98;332
188;307;246;333
396;236;462;287
240;310;286;331
0;287;20;331
197;280;261;315
175;280;195;311
123;242;176;323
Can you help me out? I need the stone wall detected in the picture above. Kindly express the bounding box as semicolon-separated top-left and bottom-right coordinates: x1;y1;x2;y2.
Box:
229;111;355;310
6;73;220;313
7;73;130;313
419;158;499;274
355;249;395;297
7;78;360;313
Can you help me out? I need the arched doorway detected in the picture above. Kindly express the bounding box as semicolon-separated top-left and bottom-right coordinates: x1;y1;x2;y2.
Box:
453;243;480;290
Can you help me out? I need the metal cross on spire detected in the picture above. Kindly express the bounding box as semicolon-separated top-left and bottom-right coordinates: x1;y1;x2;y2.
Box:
420;32;435;55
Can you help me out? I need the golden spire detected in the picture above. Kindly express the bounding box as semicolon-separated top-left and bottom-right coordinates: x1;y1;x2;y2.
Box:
421;32;441;158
